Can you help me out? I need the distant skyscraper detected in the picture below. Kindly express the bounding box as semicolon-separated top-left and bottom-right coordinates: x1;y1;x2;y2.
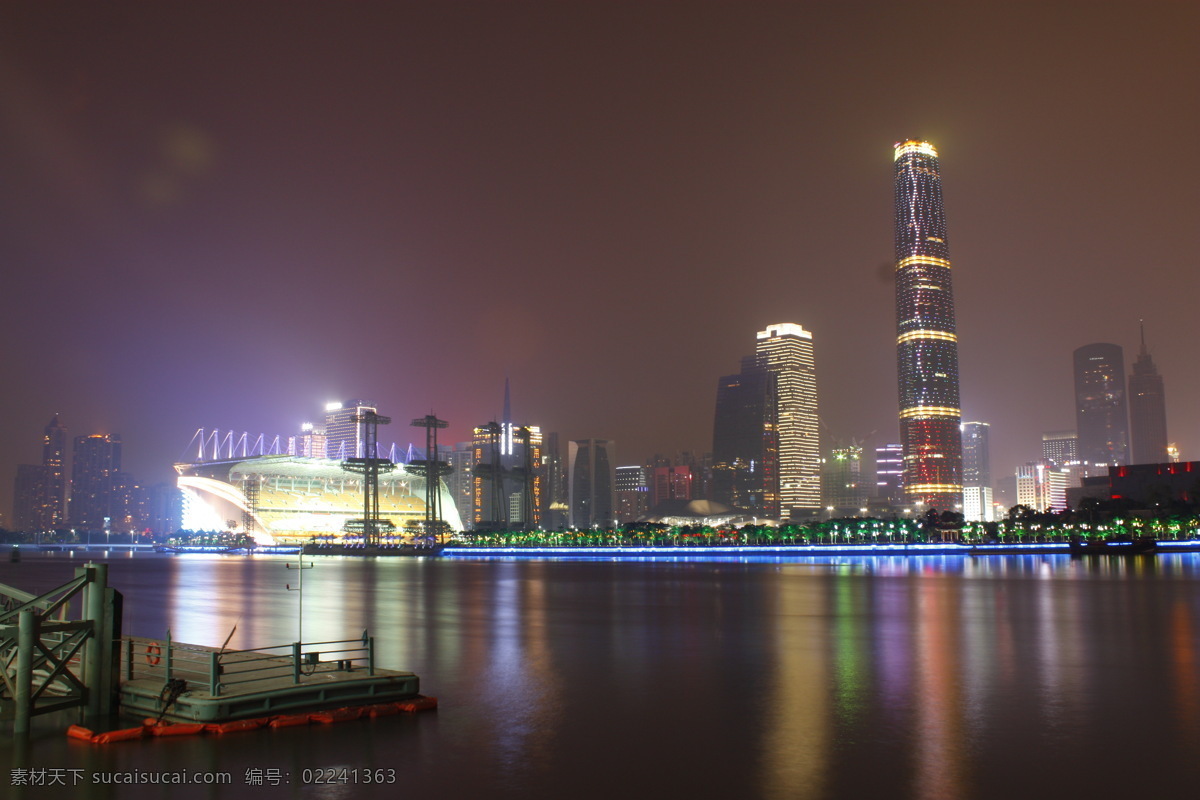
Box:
649;465;692;508
1041;431;1079;466
1128;324;1168;464
1073;344;1128;465
960;422;993;522
70;433;122;530
12;415;69;531
874;443;904;504
754;323;819;514
568;439;615;529
712;367;779;515
40;415;67;526
894;139;962;507
12;465;47;532
542;432;568;530
324;400;376;460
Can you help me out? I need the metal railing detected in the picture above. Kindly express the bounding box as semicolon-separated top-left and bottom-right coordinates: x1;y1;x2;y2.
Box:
122;632;375;697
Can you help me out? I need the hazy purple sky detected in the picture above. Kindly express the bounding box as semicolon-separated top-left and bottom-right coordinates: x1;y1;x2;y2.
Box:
2;2;1197;516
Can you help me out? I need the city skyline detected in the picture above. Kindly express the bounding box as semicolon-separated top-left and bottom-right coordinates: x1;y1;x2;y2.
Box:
1;4;1197;520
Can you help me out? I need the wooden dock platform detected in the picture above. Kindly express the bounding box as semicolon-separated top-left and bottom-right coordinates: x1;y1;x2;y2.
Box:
119;634;420;723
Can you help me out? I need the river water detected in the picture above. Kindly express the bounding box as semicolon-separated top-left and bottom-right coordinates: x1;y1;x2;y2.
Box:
3;550;1200;799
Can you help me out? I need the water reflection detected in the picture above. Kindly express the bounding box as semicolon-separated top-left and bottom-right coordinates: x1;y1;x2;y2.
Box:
3;552;1200;800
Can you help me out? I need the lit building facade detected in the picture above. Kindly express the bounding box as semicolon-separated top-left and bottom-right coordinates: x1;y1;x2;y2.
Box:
1128;326;1168;465
471;422;544;529
894;140;963;507
1041;431;1079;466
755;324;819;514
961;422;993;522
650;465;693;509
874;443;904;505
1016;462;1068;512
615;465;649;523
324;399;376;460
1073;344;1128;466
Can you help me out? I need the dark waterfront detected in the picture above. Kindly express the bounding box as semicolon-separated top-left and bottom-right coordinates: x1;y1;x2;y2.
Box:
3;551;1200;799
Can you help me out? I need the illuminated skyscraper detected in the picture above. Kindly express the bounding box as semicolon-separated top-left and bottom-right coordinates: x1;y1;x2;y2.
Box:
894;140;962;507
1128;324;1168;464
324;399;376;460
1073;344;1128;465
755;324;819;514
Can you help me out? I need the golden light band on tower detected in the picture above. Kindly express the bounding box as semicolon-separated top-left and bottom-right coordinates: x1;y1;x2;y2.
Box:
897;330;958;345
894;140;939;160
905;483;963;495
896;255;952;270
899;406;961;420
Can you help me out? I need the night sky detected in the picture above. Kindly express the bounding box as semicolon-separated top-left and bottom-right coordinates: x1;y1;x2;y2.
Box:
2;2;1197;517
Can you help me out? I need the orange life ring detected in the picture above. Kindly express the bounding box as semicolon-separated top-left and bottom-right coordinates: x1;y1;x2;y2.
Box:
145;642;162;666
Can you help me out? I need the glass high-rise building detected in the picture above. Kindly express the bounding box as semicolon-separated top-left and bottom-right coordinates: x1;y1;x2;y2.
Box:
1073;343;1128;466
894;140;962;506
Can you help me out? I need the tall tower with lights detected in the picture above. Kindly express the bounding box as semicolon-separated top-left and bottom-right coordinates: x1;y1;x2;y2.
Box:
894;140;962;507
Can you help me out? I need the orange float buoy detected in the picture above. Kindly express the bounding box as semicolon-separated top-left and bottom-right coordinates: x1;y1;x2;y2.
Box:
205;718;270;734
395;696;438;713
365;703;400;718
145;642;162;666
92;727;147;744
149;723;206;737
269;714;312;728
66;725;95;741
310;707;363;724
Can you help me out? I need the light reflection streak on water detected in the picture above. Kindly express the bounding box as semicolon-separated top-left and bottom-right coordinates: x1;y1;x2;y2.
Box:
760;572;827;798
832;572;868;731
166;555;239;646
960;577;995;749
914;577;965;800
486;562;560;777
1171;599;1199;747
1034;568;1065;733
